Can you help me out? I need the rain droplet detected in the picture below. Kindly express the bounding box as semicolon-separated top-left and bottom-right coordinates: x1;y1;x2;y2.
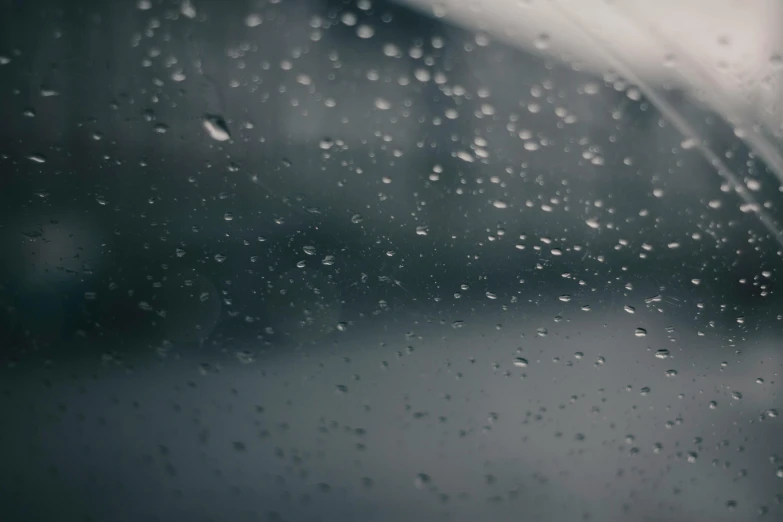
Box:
202;114;231;141
414;473;431;489
533;33;551;50
635;327;647;337
356;24;375;39
28;153;46;163
245;13;263;27
654;349;670;359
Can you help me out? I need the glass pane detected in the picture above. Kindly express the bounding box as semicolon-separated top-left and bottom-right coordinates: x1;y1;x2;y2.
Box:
2;1;782;521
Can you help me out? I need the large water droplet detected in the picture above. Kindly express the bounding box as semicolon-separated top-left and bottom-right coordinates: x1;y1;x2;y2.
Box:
203;114;231;141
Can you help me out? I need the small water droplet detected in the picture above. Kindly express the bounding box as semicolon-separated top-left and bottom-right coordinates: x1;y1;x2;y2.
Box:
635;327;647;337
414;473;431;489
513;357;528;368
28;153;46;163
654;349;670;359
533;33;551;50
245;13;263;27
356;24;375;39
374;98;391;110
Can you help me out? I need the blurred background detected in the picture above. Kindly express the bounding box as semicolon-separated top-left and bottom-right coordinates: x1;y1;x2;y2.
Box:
1;0;782;521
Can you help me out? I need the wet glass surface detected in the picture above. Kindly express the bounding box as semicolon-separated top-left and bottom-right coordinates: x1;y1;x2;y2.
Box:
1;1;782;521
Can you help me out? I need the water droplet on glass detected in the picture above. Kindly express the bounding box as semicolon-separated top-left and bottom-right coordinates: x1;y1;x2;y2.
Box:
635;327;647;337
180;0;196;18
414;473;431;489
533;33;551;50
203;114;231;141
513;357;528;368
245;13;263;27
356;25;375;39
654;349;670;359
28;153;46;163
